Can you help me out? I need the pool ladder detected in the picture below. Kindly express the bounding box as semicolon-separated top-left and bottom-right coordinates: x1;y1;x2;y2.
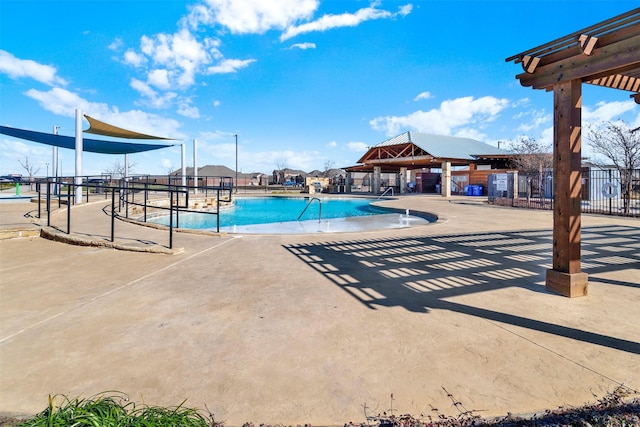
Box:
298;197;322;222
377;186;394;199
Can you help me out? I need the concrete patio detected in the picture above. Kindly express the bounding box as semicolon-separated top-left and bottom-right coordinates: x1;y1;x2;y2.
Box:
0;194;638;425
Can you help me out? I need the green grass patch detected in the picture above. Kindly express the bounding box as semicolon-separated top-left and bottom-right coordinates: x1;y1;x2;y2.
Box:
15;393;216;427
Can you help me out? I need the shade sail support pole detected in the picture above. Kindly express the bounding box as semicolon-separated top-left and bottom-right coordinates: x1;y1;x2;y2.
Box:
75;108;83;204
53;126;59;195
181;143;186;188
193;139;198;195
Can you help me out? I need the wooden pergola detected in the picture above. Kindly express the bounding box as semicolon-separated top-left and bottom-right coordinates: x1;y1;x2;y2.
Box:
506;8;640;297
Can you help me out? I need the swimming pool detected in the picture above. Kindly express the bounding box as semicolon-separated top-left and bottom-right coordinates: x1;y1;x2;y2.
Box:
147;196;433;234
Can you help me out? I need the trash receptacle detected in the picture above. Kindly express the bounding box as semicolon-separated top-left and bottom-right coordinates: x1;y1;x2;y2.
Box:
472;185;483;196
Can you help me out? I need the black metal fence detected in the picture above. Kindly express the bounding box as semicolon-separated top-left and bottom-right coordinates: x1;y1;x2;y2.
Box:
487;168;640;217
37;176;234;249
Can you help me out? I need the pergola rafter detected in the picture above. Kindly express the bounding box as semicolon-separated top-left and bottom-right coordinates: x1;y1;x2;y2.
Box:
506;8;640;297
507;8;640;102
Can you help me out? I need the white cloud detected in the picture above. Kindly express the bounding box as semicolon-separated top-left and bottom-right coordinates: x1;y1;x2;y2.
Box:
347;141;368;152
108;38;123;50
453;128;488;141
25;87;89;116
198;135;321;172
327;141;337;148
0;50;67;86
147;69;171;89
198;130;236;141
200;0;319;34
183;4;216;29
246;149;321;172
288;42;316;50
207;58;256;74
130;78;156;98
280;3;412;41
414;91;432;101
140;28;214;88
123;49;146;67
130;78;177;108
515;109;551;133
213;100;221;107
370;96;509;136
0;137;50;175
583;100;637;123
160;158;175;172
177;98;200;119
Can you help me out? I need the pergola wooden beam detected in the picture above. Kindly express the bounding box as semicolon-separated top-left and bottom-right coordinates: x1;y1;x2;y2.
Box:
506;8;640;297
516;33;640;91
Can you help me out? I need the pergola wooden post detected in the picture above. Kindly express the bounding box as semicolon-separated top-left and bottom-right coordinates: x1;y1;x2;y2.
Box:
546;80;588;297
507;8;640;297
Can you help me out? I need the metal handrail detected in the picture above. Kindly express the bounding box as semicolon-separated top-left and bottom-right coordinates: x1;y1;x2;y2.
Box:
297;197;322;222
38;177;228;249
377;187;394;199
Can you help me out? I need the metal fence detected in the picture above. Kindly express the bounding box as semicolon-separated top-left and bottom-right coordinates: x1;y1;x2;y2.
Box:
37;176;233;248
487;168;640;218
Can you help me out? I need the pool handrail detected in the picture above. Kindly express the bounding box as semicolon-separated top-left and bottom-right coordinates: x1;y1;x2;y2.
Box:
378;186;394;199
297;197;322;222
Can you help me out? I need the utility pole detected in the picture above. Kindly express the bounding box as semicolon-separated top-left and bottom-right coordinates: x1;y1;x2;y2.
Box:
235;134;238;194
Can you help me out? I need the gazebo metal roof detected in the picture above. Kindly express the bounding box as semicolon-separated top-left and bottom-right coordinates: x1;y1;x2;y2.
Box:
354;131;510;169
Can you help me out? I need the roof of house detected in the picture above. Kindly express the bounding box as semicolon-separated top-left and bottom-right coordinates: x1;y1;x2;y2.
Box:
376;131;511;160
171;165;262;177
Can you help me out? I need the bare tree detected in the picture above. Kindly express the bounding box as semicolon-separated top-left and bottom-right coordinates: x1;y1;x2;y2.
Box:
323;160;335;178
505;136;553;202
274;160;288;185
103;158;137;179
18;156;41;189
506;136;553;172
586;121;640;215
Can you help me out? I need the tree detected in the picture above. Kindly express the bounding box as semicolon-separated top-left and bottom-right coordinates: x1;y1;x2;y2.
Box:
504;136;553;202
506;136;553;172
586;121;640;215
323;160;335;177
273;160;288;185
103;158;137;179
18;156;41;189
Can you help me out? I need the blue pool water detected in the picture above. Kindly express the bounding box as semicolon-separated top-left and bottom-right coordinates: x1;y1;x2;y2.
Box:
149;196;389;230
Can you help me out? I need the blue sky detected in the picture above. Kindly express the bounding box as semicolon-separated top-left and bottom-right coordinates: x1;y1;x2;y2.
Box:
1;0;638;177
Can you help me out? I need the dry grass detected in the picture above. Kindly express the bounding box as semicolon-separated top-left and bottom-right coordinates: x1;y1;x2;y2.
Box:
1;386;638;427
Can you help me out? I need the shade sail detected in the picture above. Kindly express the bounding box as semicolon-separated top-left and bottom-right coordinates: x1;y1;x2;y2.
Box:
84;115;174;140
1;125;176;154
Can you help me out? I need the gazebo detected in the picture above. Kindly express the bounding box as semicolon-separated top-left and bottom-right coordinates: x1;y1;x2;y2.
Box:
345;131;513;195
506;8;639;297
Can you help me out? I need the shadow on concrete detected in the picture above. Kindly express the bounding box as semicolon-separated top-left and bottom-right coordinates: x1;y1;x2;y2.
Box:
284;224;640;355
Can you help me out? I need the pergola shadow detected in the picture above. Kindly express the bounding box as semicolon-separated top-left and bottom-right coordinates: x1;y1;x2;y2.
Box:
284;224;640;354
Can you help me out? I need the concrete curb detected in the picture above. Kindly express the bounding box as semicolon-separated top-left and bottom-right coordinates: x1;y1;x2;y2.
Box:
39;227;181;255
0;228;40;240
